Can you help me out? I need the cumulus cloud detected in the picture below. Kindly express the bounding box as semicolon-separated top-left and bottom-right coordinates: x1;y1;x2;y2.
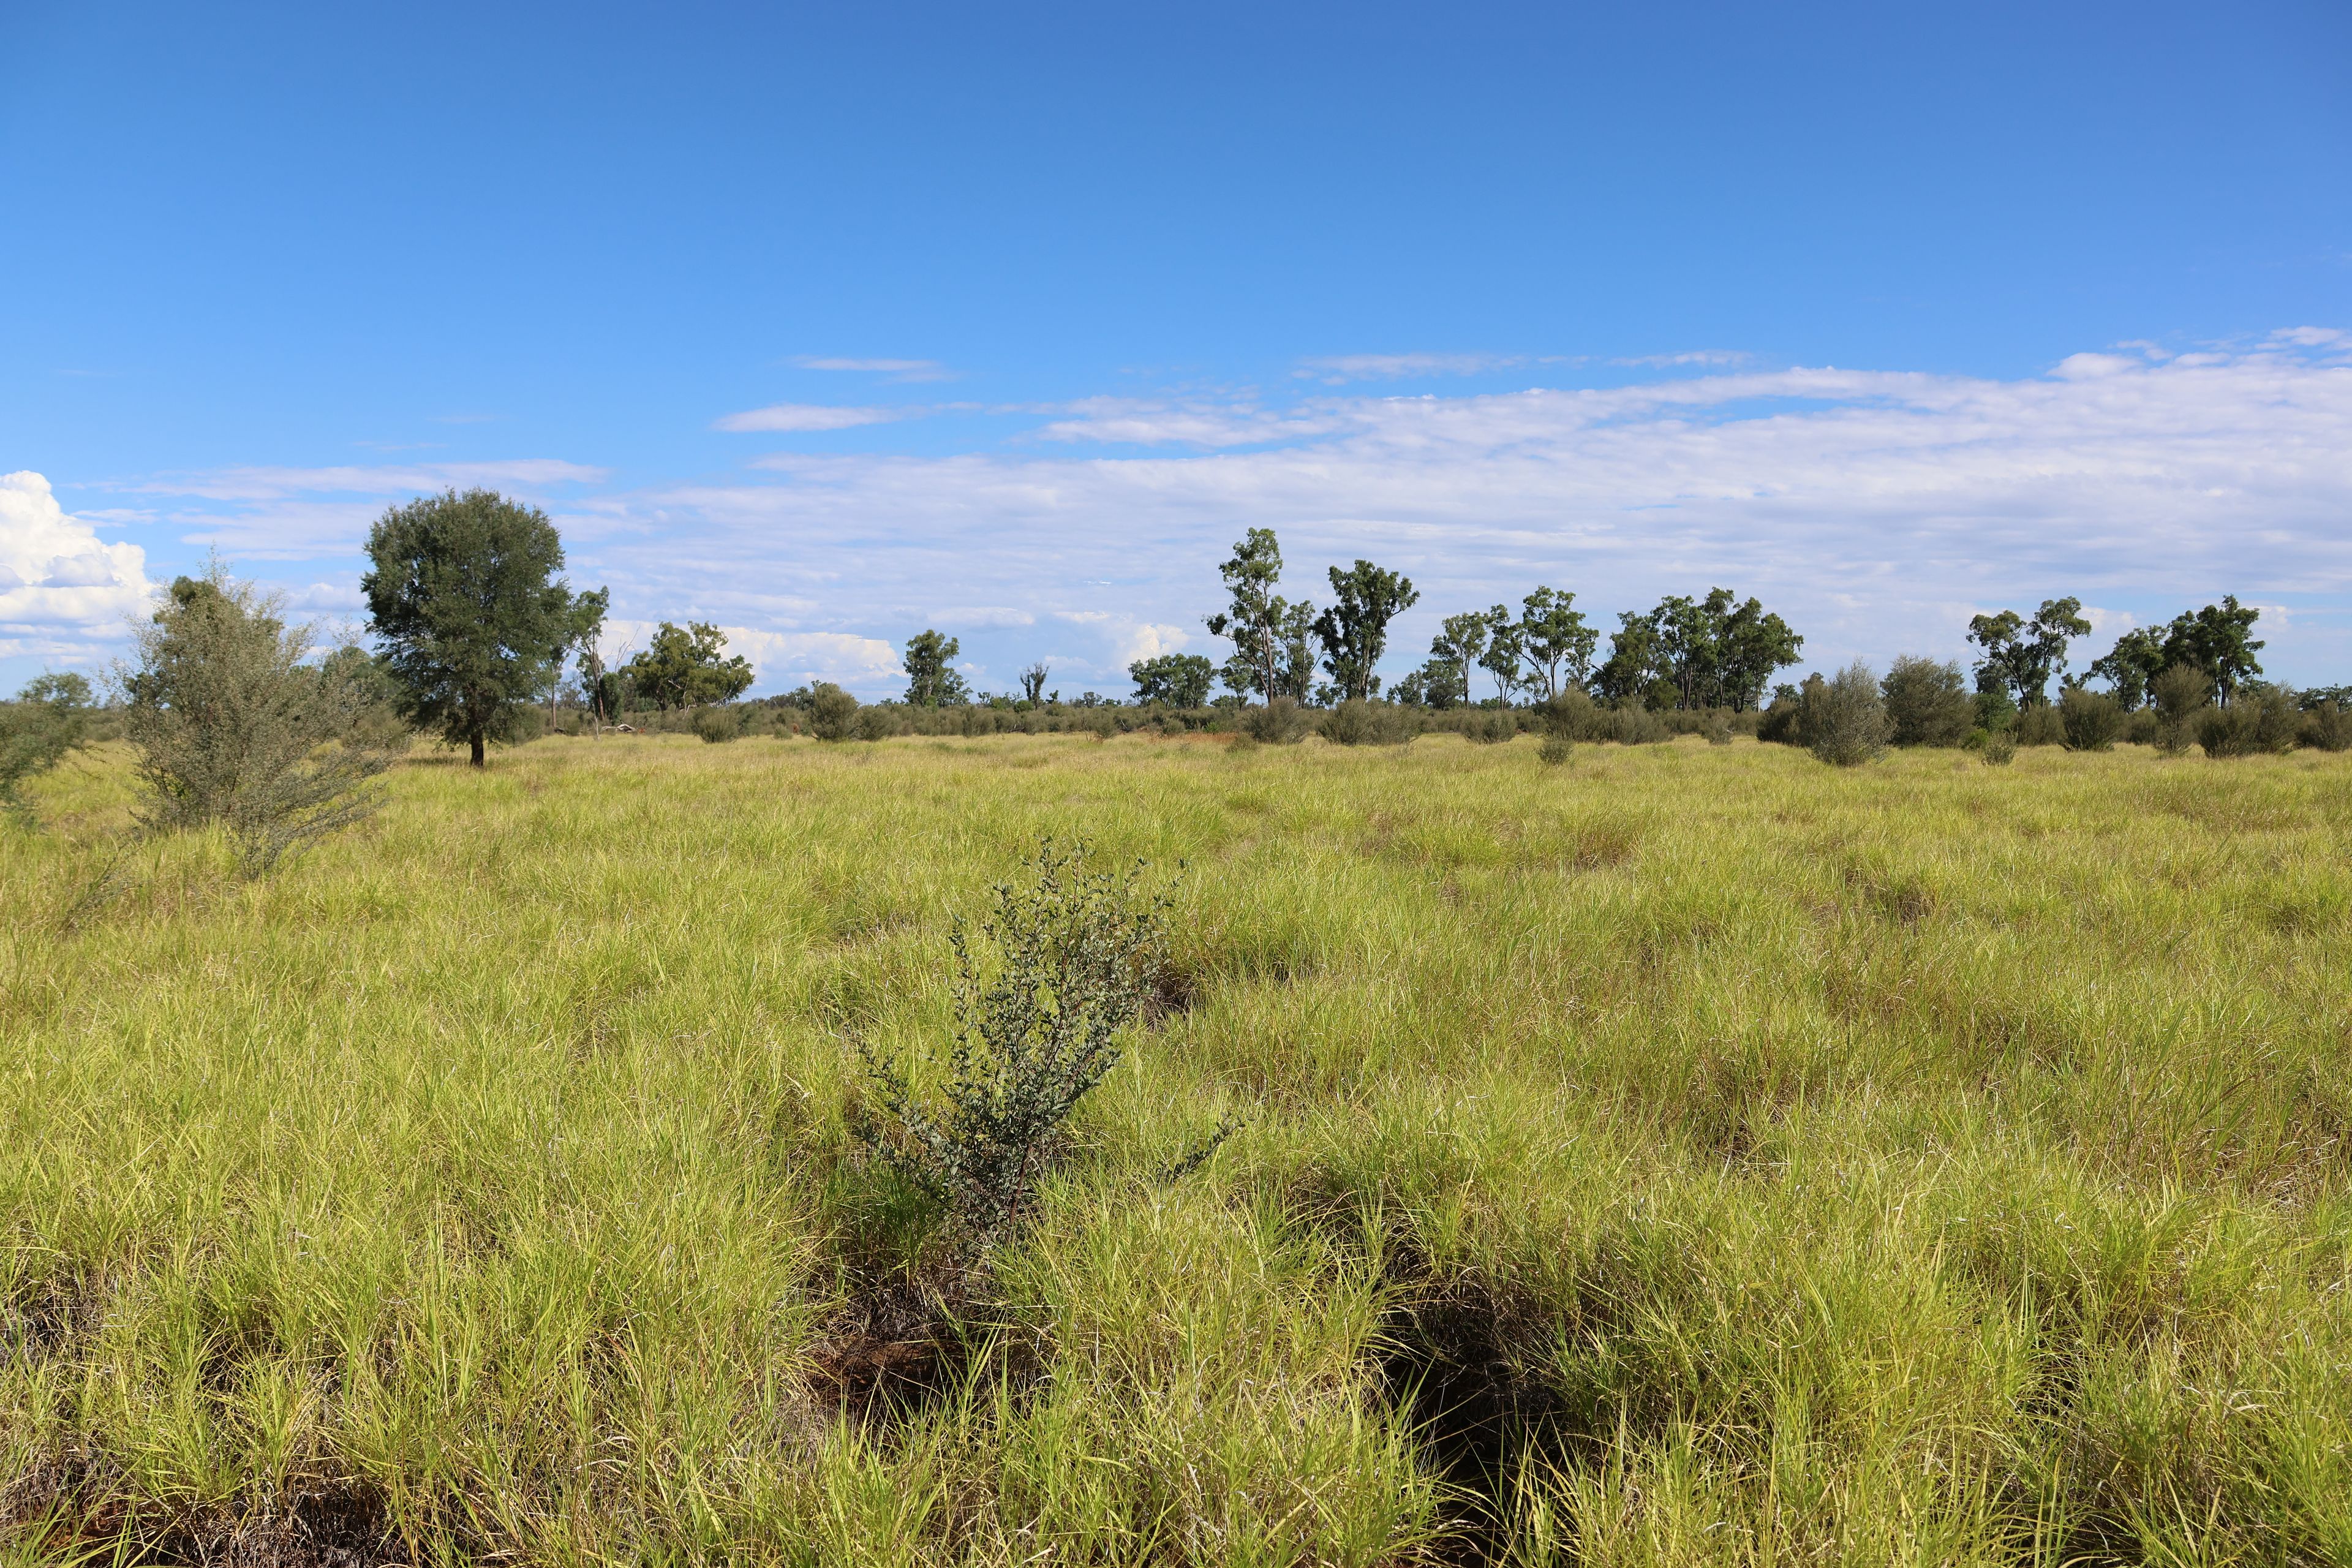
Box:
714;404;913;434
0;472;153;665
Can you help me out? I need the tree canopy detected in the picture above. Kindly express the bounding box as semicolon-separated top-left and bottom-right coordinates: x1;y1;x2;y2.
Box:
624;620;753;710
1129;654;1213;708
1967;597;2090;709
1311;560;1419;703
363;489;595;766
902;629;970;706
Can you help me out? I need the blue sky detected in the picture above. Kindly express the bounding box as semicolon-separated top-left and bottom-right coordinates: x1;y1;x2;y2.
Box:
4;0;2348;697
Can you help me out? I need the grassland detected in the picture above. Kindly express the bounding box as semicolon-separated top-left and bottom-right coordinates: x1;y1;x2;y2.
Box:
3;731;2349;1566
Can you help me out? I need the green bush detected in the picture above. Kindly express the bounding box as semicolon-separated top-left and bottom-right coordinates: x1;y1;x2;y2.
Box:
1319;699;1417;747
854;705;899;742
2301;699;2351;752
1980;729;2018;766
808;684;859;742
1701;710;1733;745
2197;685;2298;758
0;674;93;818
690;706;742;744
1463;708;1517;745
858;841;1179;1246
2015;703;2065;747
1537;734;1572;766
2059;687;2123;752
1240;697;1313;744
123;566;392;873
1882;656;1973;747
2152;664;2209;755
1807;662;1888;767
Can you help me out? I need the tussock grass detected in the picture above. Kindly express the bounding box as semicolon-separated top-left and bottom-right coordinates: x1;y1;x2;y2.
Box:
3;732;2349;1564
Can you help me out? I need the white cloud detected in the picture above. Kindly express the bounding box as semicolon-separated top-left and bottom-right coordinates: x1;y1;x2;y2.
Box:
1295;352;1529;384
791;356;957;382
930;606;1036;628
1611;350;1751;368
714;404;913;434
0;472;154;663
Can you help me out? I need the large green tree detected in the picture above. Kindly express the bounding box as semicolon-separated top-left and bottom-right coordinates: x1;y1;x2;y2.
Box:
1514;587;1597;700
2160;597;2264;705
625;620;753;709
1206;529;1321;701
2087;626;2167;711
1129;653;1214;708
902;629;970;706
363;490;594;766
1966;597;2090;710
1312;559;1419;703
1423;612;1491;708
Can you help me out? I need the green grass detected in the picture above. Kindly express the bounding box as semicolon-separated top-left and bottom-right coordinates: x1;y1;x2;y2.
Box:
3;731;2350;1565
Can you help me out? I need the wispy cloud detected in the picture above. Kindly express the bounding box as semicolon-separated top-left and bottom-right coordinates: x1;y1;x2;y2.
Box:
1294;352;1534;384
714;404;912;433
791;356;957;382
1611;350;1751;368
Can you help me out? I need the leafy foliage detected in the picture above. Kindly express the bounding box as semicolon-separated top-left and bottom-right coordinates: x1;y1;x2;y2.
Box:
1318;699;1417;747
624;620;753;710
2197;684;2298;757
901;629;970;707
1312;560;1419;703
1805;660;1888;767
0;673;94;818
1594;589;1801;711
1967;597;2090;710
2059;685;2124;752
363;489;594;766
1239;695;1313;744
859;841;1175;1244
1880;656;1973;747
1205;529;1317;701
1128;654;1214;709
2160;597;2265;706
2151;663;2210;755
1513;587;1597;699
808;683;859;741
2089;625;2167;710
124;566;391;872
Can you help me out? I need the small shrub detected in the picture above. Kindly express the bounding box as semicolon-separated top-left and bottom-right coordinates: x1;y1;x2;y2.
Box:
1973;687;2018;734
1980;730;2018;766
2197;685;2297;758
2125;708;2161;747
855;705;899;742
1881;656;1973;747
2015;703;2065;747
1240;697;1313;745
808;684;859;741
1321;699;1416;747
2151;664;2208;755
2301;699;2351;752
2058;687;2123;752
123;565;391;874
690;706;741;744
1807;660;1888;767
1701;710;1733;745
1537;734;1572;766
1464;709;1517;745
859;841;1177;1246
0;674;93;818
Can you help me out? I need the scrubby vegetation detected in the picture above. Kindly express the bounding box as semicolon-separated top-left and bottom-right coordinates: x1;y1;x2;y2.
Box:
3;728;2348;1564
